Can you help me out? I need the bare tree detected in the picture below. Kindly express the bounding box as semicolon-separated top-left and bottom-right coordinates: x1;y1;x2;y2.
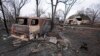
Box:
35;8;45;17
35;0;41;17
8;0;29;23
48;0;77;30
50;0;59;30
85;8;100;25
0;0;29;34
3;4;15;24
0;0;9;35
59;0;77;24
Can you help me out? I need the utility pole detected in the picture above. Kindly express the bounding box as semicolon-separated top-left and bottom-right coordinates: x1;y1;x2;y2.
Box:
0;0;9;35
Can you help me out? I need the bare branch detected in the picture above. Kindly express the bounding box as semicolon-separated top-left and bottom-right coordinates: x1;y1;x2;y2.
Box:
85;8;100;24
6;0;29;22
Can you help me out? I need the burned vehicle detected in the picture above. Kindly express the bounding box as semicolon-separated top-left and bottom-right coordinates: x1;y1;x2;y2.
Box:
10;17;51;41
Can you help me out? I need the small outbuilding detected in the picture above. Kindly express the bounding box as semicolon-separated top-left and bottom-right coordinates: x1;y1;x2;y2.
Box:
65;14;90;25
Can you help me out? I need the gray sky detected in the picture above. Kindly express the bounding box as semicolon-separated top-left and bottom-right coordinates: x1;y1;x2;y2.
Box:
20;0;100;18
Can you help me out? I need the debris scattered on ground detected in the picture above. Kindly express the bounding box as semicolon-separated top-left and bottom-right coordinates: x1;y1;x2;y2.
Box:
49;37;57;44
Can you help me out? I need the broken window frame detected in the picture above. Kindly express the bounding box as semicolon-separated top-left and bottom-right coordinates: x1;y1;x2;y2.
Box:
31;19;39;25
17;18;28;25
76;18;82;21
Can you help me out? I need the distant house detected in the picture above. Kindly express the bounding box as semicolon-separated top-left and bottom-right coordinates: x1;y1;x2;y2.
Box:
65;14;90;25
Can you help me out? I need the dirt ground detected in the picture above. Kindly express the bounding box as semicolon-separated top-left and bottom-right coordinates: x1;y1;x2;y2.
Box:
0;25;100;56
62;26;100;56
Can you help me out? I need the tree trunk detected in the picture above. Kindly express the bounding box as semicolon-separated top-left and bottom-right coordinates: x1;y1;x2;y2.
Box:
0;1;9;35
50;0;54;31
36;0;39;17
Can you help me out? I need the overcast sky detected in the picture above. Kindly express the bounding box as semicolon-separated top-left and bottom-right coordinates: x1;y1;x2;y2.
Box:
20;0;100;18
